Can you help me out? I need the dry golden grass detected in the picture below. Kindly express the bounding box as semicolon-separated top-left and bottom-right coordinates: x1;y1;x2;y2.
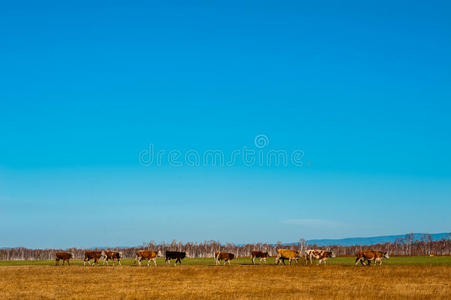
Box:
0;265;450;299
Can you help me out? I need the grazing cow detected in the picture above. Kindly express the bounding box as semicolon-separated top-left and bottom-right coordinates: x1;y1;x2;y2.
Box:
355;250;389;266
136;250;161;266
275;249;301;265
84;250;105;266
55;252;74;266
305;249;336;265
215;252;235;265
165;251;188;265
102;250;122;266
251;251;268;264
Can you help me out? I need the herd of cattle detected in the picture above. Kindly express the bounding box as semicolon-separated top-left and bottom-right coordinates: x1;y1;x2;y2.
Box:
55;249;389;266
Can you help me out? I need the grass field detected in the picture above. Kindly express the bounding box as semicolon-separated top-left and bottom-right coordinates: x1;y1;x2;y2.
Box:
1;255;450;266
0;257;450;299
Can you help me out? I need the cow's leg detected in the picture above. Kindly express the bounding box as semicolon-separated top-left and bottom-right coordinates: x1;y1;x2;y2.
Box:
67;259;70;266
251;256;255;264
153;258;157;266
355;257;360;266
56;258;59;266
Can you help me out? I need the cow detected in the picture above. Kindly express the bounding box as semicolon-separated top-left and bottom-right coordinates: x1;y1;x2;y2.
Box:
102;250;122;266
251;251;269;264
275;249;301;265
84;250;105;266
136;250;161;266
305;249;336;265
355;250;389;266
215;252;235;265
55;252;74;266
165;251;188;265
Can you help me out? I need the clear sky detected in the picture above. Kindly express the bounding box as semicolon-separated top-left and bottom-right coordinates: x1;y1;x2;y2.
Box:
1;1;450;248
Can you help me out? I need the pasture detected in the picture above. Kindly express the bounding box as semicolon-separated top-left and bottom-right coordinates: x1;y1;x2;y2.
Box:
0;257;450;299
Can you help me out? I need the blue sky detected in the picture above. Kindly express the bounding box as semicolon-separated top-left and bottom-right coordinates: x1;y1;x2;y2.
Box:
1;1;450;248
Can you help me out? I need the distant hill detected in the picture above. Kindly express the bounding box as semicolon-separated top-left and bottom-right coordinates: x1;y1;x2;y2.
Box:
303;232;450;246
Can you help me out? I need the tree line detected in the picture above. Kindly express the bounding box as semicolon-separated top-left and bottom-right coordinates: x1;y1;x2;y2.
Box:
1;233;449;260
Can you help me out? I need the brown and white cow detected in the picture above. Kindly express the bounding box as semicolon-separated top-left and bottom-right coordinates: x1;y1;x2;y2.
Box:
55;252;74;266
251;251;268;264
84;250;105;266
305;249;336;265
136;250;161;266
215;252;235;265
355;250;389;266
102;250;122;266
275;249;301;265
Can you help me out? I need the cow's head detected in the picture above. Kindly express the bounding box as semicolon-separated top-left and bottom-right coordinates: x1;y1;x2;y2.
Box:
185;251;190;258
70;253;75;259
100;250;107;258
118;251;123;258
330;252;336;258
157;250;162;257
383;252;389;259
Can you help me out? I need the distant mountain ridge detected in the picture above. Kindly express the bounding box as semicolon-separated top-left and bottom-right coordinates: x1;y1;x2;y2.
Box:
303;232;449;246
2;233;449;249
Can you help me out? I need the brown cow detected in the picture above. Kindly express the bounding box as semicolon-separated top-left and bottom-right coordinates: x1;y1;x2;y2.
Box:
355;250;389;266
251;251;268;264
55;252;74;266
215;251;235;265
102;250;122;266
84;250;105;266
305;249;336;265
136;250;161;266
275;249;301;265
